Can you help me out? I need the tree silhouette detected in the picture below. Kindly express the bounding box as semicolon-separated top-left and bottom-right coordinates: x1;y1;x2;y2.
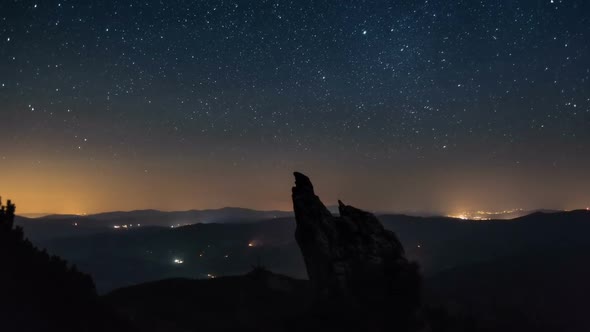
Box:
0;197;15;231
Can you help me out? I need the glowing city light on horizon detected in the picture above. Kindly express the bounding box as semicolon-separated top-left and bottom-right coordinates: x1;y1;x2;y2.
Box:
448;208;529;221
113;224;143;230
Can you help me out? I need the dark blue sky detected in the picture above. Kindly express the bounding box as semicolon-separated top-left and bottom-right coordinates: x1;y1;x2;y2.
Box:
1;0;589;214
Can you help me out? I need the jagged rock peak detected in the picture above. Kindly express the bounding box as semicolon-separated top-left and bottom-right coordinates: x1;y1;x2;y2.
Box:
291;172;420;322
293;171;315;195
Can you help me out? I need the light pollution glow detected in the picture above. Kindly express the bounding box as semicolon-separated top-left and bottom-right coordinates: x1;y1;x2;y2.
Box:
1;152;588;215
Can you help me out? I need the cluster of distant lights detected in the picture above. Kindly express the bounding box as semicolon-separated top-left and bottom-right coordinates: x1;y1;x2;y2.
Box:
113;224;141;229
169;223;191;229
448;208;525;221
170;242;256;279
448;214;491;221
449;208;590;220
169;241;257;279
113;223;194;229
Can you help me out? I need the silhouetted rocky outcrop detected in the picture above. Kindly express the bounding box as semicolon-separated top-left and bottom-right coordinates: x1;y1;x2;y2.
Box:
292;172;421;328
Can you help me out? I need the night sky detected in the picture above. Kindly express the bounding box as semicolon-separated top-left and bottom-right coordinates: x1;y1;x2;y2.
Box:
1;0;589;215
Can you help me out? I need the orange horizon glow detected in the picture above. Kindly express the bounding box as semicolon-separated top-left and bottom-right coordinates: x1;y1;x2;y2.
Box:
1;154;588;215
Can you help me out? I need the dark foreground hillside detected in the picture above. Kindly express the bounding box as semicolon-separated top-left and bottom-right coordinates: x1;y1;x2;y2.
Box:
105;268;313;332
0;199;132;332
104;246;590;332
426;246;590;332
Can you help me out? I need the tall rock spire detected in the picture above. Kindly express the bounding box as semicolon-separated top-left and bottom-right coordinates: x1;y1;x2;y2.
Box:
292;172;421;327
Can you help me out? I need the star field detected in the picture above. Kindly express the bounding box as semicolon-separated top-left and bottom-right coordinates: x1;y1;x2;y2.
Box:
0;0;589;214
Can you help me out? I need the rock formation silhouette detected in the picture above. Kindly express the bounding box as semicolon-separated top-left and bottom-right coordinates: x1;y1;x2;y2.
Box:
292;172;421;328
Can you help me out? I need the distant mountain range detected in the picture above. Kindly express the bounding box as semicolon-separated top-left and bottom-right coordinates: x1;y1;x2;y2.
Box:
23;209;590;293
15;207;294;241
21;207;293;223
19;206;569;222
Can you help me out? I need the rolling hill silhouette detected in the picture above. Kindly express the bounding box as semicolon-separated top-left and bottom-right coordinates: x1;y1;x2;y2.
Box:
34;209;590;293
3;188;590;331
98;209;590;331
15;208;293;242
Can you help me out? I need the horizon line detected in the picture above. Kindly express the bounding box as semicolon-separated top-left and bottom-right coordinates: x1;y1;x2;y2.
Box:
16;207;587;220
